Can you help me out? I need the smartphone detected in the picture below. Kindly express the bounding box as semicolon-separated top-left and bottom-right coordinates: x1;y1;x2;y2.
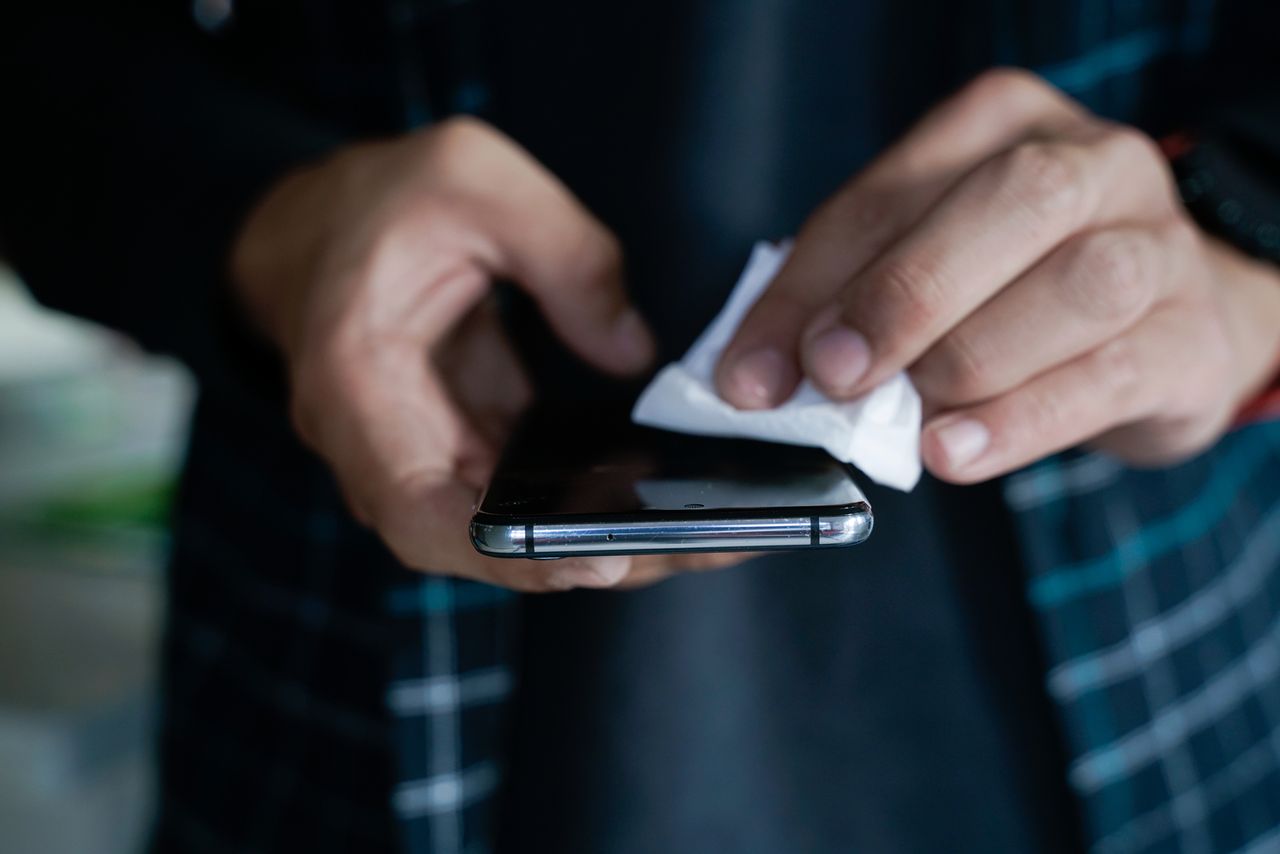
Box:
470;404;872;558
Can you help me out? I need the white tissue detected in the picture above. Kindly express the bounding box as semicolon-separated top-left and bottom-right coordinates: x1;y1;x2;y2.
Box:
632;241;923;491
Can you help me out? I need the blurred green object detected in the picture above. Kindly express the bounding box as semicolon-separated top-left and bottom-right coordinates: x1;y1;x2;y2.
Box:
15;469;177;535
0;271;194;575
0;270;189;854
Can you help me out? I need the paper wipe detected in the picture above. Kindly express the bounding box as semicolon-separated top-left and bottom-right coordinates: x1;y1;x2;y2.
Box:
632;241;922;491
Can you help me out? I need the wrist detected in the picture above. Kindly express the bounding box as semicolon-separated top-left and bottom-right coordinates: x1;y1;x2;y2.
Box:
1206;235;1280;416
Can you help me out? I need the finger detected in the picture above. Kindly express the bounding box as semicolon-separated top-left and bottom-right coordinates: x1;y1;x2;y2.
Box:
634;551;754;574
716;69;1084;408
380;477;637;592
489;201;655;377
911;224;1182;408
920;307;1196;483
292;330;632;590
373;469;642;592
612;551;757;590
804;124;1174;401
443;121;656;376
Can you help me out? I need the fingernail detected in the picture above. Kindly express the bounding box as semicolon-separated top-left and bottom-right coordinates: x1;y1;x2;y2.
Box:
724;348;788;409
552;557;629;589
930;416;990;470
614;309;655;369
802;309;871;397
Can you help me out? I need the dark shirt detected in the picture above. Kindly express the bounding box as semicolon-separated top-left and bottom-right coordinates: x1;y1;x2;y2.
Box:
502;477;1081;852
484;5;1082;850
3;3;1279;853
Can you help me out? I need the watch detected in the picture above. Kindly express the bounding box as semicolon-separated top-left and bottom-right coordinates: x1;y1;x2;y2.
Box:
1169;97;1280;266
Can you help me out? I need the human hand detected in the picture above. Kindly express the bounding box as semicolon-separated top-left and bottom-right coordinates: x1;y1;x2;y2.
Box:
716;69;1280;483
232;118;744;590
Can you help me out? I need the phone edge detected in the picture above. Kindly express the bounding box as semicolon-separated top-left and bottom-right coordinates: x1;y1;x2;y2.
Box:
470;507;873;558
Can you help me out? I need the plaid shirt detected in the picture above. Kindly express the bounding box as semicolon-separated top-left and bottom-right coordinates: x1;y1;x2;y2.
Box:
1007;426;1280;852
131;2;1280;853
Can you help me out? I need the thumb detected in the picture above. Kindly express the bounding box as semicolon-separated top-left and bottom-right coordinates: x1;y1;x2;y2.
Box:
458;125;656;375
517;223;656;377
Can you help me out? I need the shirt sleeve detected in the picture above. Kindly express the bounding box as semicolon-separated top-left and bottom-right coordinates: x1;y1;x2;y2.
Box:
0;3;346;395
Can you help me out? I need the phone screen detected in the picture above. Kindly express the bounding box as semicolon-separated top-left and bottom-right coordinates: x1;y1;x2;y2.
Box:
478;404;866;520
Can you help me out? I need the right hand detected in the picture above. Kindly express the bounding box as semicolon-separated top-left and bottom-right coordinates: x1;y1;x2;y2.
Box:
231;118;742;591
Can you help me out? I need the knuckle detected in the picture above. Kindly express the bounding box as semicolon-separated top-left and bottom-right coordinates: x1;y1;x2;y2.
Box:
963;67;1053;109
1010;384;1071;447
1100;124;1165;171
922;329;998;402
421;116;504;172
1066;233;1154;322
433;115;491;150
818;184;900;248
1000;141;1084;223
1098;124;1179;205
869;254;950;340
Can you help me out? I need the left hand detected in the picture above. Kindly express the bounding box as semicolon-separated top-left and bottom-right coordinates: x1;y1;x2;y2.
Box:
715;69;1280;483
233;118;745;590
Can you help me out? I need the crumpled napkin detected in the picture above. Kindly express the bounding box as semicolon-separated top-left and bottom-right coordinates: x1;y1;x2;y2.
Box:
632;241;922;491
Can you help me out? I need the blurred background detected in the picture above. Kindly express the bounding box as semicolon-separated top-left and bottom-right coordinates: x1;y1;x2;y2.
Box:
0;266;193;854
